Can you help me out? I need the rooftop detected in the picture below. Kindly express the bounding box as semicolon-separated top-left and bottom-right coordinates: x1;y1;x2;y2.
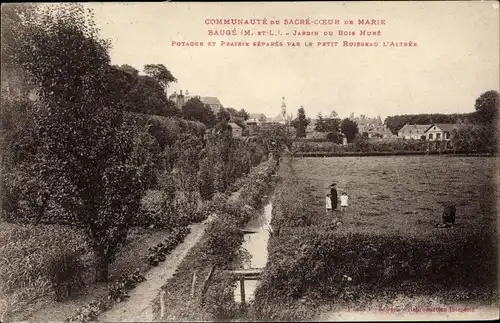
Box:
200;97;222;106
427;123;456;132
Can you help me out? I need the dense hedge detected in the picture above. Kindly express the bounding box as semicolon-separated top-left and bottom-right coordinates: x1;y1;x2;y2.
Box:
150;159;278;322
125;112;206;149
292;138;431;153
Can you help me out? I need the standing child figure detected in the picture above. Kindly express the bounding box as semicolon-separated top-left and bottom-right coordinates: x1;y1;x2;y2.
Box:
340;192;348;212
325;193;332;213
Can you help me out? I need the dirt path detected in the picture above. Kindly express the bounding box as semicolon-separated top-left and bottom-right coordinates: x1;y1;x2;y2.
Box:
97;215;215;322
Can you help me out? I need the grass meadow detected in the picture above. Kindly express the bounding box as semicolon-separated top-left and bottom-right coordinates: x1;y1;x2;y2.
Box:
295;156;497;237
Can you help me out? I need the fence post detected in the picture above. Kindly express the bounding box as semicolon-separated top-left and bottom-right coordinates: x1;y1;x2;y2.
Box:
240;278;246;305
160;290;166;319
191;270;197;299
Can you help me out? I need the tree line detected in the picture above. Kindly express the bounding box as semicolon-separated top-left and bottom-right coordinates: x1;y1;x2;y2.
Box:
285;90;498;148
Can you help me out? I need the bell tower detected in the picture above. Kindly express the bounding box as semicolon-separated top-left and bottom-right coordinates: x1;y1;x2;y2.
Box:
281;96;287;119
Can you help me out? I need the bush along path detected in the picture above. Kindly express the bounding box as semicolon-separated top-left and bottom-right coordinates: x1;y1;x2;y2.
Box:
64;227;191;323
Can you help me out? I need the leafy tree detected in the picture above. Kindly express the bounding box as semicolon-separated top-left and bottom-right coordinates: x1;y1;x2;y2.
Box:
181;97;216;127
215;108;232;134
291;106;310;138
173;134;203;197
341;118;359;143
239;109;249;120
123;73;179;117
216;108;231;123
118;64;139;76
2;4;39;98
143;64;177;96
323;116;341;133
13;4;145;281
326;131;342;144
451;123;497;152
315;113;325;132
314;112;339;133
198;157;215;201
329;110;338;119
257;124;293;155
474;90;499;125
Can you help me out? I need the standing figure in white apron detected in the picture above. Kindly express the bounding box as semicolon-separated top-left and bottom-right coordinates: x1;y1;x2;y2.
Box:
340;192;349;212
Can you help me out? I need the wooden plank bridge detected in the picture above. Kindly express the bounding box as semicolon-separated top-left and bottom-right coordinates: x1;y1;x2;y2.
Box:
224;268;263;304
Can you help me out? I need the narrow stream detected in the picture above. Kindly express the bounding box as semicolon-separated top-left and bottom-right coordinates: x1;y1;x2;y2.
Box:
233;198;273;303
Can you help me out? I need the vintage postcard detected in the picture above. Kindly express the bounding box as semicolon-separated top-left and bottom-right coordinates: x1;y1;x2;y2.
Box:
1;1;499;322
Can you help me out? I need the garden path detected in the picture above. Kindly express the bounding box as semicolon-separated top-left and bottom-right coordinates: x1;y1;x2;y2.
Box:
97;215;216;322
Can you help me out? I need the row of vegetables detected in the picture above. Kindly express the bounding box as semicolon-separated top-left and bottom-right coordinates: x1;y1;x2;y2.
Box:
65;227;191;322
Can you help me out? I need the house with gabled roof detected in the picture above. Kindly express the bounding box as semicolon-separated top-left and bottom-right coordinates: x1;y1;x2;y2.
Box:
247;113;267;126
424;123;456;141
397;124;432;140
228;122;243;137
199;97;223;115
169;90;223;115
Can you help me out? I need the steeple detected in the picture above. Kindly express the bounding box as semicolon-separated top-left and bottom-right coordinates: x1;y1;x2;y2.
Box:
281;96;287;119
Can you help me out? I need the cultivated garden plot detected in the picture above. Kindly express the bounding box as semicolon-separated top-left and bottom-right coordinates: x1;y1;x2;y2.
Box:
252;156;498;321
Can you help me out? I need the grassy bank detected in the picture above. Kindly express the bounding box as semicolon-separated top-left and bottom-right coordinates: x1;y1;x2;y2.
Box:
251;156;498;321
151;159;278;321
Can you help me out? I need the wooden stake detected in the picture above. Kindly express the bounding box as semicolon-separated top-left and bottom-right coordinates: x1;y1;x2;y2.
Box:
160;290;166;319
240;278;246;305
191;270;198;299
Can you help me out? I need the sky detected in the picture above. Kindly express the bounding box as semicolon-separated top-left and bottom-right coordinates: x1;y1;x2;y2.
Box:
81;1;499;120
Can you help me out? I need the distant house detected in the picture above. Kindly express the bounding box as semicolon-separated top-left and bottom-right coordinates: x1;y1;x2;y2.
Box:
397;124;432;140
200;97;223;115
359;124;393;139
424;124;456;141
228;122;243;137
169;91;223;115
247;113;267;126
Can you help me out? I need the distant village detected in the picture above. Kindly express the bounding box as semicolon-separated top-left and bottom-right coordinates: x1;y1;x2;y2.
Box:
169;90;461;143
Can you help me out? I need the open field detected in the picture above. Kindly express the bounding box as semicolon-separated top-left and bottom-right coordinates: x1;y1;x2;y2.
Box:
252;155;498;321
294;156;497;237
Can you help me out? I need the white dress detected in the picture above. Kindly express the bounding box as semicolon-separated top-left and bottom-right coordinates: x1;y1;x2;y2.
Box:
340;195;348;207
325;197;332;209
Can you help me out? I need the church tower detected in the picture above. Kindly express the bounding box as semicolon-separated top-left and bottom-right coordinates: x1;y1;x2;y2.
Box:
281;96;287;119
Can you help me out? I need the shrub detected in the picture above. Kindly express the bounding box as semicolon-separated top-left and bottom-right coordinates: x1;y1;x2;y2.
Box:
202;273;239;320
0;224;89;320
47;247;86;301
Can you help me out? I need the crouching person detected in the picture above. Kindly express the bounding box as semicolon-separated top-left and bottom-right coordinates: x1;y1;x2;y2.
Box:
435;204;456;228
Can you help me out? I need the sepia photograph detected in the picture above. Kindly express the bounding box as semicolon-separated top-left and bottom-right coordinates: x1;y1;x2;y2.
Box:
1;1;499;322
